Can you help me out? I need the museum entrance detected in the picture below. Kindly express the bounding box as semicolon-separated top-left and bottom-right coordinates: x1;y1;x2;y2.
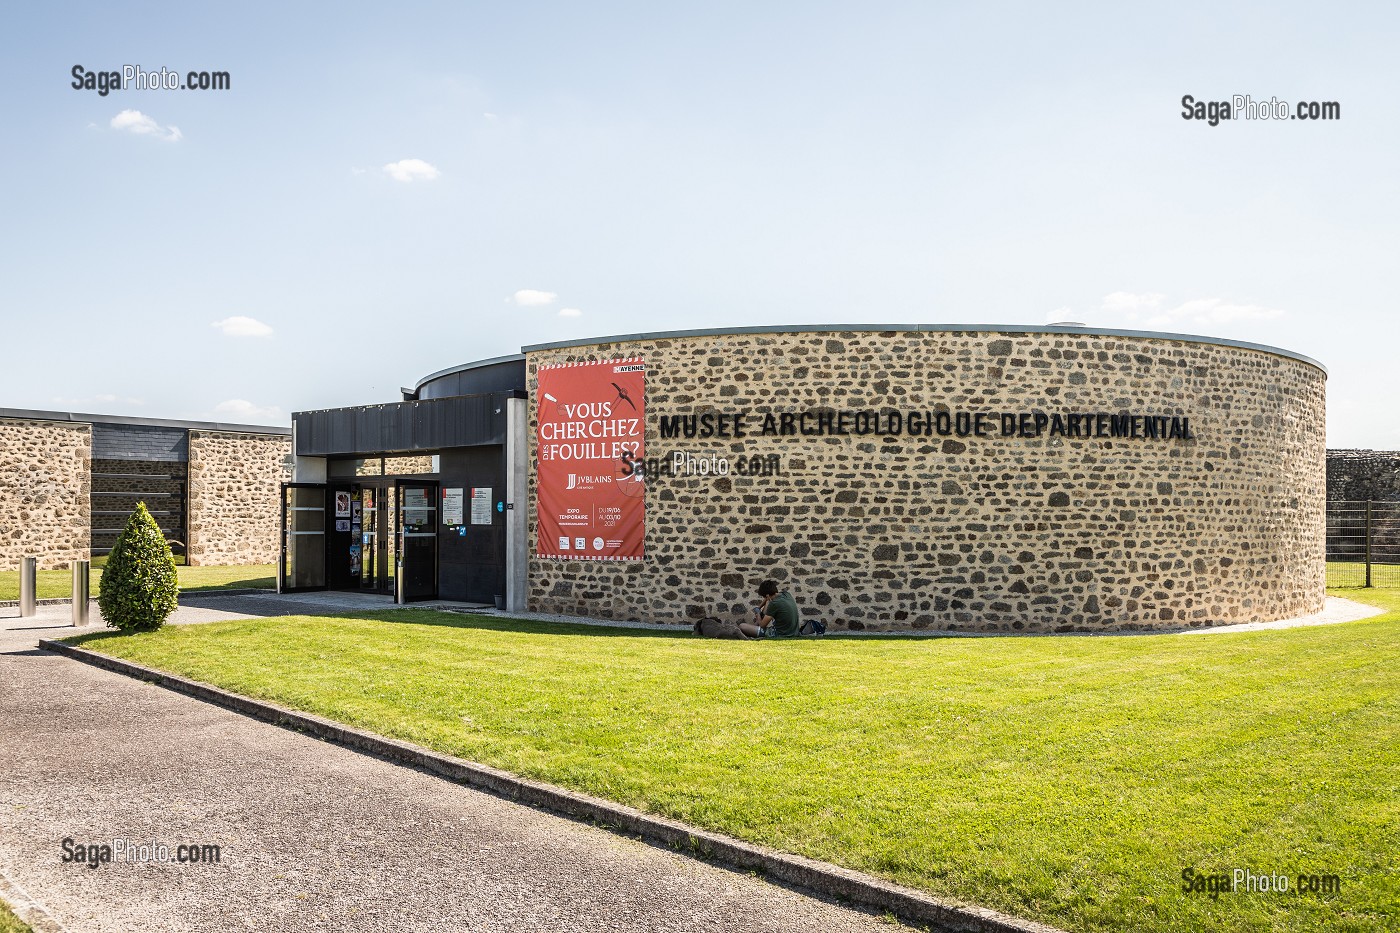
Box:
279;478;439;601
342;479;439;599
282;443;508;605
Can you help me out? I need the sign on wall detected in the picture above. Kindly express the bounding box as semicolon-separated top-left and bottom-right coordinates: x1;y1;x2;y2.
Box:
470;487;493;526
442;487;464;526
536;358;645;561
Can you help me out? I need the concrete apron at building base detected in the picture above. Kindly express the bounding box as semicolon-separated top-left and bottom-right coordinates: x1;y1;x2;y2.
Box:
39;639;1064;933
483;595;1383;637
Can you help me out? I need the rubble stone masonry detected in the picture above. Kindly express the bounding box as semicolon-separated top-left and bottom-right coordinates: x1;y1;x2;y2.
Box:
526;329;1327;632
1327;449;1400;503
0;419;91;570
187;431;292;566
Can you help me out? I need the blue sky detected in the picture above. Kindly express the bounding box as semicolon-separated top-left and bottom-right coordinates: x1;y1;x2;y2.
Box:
1;2;1396;447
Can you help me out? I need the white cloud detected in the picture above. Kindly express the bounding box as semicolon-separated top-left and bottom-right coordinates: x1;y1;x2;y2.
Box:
1146;298;1284;328
1045;306;1083;325
1101;291;1165;314
213;399;285;423
512;289;557;307
110;109;182;142
483;112;498;120
210;316;273;338
1101;292;1284;330
382;158;440;182
558;307;583;317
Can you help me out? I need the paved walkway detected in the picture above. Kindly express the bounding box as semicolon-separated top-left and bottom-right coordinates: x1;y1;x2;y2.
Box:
0;609;898;933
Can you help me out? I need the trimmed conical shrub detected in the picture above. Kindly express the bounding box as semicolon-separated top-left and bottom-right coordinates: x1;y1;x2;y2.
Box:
98;502;179;632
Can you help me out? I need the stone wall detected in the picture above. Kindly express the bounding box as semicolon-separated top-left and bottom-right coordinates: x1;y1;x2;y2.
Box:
0;419;91;570
1326;449;1400;563
525;329;1327;632
1327;449;1400;502
187;432;292;566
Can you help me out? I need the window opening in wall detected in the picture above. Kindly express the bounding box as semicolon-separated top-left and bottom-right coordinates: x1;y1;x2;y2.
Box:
90;460;188;562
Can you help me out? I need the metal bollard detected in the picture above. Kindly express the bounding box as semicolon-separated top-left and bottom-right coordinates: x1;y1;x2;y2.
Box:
72;560;90;627
19;557;36;618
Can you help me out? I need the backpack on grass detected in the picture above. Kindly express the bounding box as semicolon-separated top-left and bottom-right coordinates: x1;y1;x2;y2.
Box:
693;616;745;639
800;620;827;636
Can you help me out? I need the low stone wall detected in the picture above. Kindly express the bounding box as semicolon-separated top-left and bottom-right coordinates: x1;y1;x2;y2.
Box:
525;329;1327;632
0;419;91;570
187;432;292;566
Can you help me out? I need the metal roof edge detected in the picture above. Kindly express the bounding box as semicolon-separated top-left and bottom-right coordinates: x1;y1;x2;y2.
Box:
0;408;291;434
516;324;1327;376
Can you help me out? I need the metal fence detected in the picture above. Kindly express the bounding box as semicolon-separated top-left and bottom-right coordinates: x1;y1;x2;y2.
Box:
1326;500;1400;588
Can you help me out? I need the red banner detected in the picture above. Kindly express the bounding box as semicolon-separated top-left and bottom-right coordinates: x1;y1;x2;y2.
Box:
536;358;645;560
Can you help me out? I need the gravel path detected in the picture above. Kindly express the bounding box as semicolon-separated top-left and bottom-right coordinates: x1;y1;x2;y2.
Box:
0;610;899;933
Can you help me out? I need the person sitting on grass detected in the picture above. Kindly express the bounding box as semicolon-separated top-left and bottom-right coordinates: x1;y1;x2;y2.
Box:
739;579;800;639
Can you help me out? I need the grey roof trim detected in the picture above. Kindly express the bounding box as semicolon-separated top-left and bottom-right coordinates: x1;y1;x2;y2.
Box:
292;389;526;418
519;324;1327;375
413;354;526;392
0;408;291;435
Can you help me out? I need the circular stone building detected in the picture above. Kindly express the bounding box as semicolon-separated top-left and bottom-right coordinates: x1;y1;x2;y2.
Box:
520;326;1327;632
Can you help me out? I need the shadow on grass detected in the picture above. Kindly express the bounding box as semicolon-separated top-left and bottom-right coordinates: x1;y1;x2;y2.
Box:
181;579;276;592
64;629;148;647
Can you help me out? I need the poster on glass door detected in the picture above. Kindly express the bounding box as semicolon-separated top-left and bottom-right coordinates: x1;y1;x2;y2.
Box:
535;358;645;560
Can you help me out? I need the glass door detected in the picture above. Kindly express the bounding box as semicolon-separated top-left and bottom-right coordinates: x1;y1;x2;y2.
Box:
356;484;399;595
279;484;327;592
396;481;438;601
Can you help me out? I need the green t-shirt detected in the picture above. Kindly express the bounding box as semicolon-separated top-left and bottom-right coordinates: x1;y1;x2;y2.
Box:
765;591;800;638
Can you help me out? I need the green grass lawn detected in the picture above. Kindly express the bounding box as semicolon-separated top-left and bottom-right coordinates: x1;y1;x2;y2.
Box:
1328;561;1400;588
0;564;275;600
70;592;1398;933
0;899;31;933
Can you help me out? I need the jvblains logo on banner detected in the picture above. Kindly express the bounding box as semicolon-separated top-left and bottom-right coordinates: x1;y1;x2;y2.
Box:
535;358;645;560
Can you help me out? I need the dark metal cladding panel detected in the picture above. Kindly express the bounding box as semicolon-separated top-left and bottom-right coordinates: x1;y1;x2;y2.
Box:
416;359;527;400
330;409;357;454
392;404;416;449
291;412;321;453
294;393;510;456
413;400;440;447
352;407;382;453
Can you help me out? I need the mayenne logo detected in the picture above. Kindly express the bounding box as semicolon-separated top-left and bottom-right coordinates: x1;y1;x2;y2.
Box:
1181;94;1340;125
71;64;231;95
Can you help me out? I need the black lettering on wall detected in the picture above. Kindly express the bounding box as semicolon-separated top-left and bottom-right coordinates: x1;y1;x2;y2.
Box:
652;408;1199;444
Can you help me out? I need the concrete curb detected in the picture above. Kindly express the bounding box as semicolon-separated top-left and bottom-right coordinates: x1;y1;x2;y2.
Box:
0;588;272;609
0;598;89;609
0;865;68;933
40;639;1063;933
